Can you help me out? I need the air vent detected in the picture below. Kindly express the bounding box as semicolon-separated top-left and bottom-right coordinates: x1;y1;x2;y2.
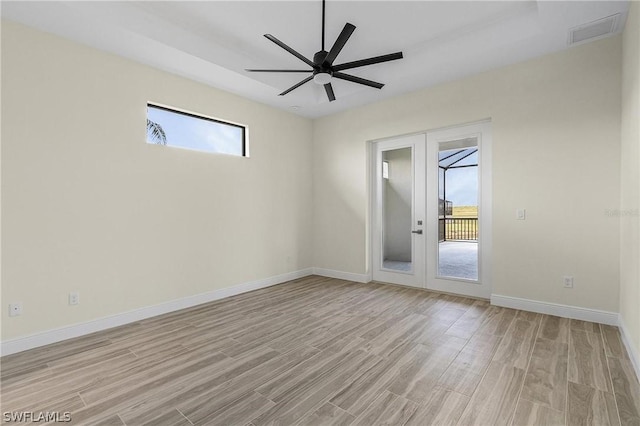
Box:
568;14;620;45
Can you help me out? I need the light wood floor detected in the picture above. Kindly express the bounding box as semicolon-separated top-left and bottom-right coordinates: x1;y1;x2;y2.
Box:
2;276;639;425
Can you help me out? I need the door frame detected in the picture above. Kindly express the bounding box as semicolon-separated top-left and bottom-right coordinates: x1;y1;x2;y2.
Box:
367;120;492;299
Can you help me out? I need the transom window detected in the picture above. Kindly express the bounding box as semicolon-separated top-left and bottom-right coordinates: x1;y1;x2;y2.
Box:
146;103;247;157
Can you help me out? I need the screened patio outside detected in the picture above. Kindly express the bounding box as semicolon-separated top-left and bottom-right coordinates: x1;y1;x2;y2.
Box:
438;146;478;281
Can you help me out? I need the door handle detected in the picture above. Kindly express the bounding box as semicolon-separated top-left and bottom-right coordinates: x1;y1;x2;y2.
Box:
411;230;423;234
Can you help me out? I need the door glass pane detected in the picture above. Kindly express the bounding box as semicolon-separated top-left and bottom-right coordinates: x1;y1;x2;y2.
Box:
438;140;478;280
382;147;413;272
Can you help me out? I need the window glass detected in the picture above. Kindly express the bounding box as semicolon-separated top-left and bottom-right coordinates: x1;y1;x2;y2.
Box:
146;104;246;157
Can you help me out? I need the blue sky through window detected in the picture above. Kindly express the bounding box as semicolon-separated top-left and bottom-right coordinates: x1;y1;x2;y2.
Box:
439;148;478;206
444;167;478;206
147;105;245;156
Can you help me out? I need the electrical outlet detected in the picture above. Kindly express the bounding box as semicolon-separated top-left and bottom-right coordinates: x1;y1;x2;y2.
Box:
9;303;23;317
69;292;80;305
563;276;574;288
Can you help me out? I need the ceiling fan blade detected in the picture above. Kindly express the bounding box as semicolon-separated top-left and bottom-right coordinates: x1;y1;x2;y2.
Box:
279;75;314;96
333;52;403;72
264;34;315;67
324;83;336;102
246;69;312;73
333;72;384;89
324;23;356;65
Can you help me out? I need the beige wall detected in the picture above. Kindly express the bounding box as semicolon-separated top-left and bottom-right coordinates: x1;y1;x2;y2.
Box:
313;36;622;312
1;21;313;340
620;2;640;361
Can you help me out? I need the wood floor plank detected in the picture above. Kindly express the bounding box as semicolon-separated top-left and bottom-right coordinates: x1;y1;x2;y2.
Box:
456;361;526;426
418;332;468;352
251;351;381;426
566;381;620;426
404;387;470;426
513;399;565;426
1;334;111;373
462;332;503;354
515;310;543;322
70;350;242;424
223;319;325;358
296;402;355;426
90;414;126;426
492;317;539;369
308;315;376;350
407;293;445;316
445;300;491;339
47;347;135;372
570;320;602;334
1;277;635;426
437;345;495;396
255;348;368;403
430;306;470;327
568;329;612;392
607;356;640;425
476;306;518;337
520;339;569;412
328;341;415;416
361;314;431;357
171;346;321;426
386;343;460;402
79;346;231;405
600;325;629;360
350;390;418;426
120;345;295;425
2;351;136;411
139;409;192;426
539;316;570;343
190;391;275;426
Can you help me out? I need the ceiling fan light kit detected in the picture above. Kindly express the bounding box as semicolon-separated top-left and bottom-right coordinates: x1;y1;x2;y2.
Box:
313;72;332;85
246;0;403;102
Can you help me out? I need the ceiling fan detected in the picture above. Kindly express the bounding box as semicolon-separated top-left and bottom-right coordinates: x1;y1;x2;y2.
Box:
246;0;403;102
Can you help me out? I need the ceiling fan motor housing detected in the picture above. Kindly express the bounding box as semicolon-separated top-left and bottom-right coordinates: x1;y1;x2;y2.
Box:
313;51;330;69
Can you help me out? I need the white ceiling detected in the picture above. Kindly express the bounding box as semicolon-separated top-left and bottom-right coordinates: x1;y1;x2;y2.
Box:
1;1;629;118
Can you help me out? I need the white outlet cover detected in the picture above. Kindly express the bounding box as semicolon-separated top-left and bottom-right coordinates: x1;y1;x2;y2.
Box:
563;276;574;288
516;209;526;220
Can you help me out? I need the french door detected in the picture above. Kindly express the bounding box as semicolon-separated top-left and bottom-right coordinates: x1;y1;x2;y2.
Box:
371;134;425;288
371;122;492;298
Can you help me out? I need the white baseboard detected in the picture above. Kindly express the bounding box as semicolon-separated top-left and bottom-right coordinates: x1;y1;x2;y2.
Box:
312;267;370;283
490;294;619;326
1;268;313;356
618;314;640;383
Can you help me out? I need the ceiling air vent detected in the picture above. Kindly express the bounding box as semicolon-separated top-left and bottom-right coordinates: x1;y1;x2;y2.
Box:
568;14;620;46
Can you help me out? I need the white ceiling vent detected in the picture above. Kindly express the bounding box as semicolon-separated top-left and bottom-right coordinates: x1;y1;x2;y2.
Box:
568;14;620;46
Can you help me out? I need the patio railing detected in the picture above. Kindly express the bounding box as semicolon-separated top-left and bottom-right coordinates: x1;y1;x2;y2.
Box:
439;218;478;241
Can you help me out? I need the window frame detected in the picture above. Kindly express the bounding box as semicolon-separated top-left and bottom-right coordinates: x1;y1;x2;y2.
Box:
147;102;248;157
